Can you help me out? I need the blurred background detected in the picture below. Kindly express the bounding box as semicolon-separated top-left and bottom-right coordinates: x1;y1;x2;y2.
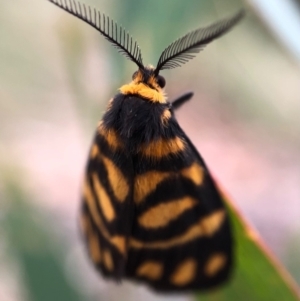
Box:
1;0;300;300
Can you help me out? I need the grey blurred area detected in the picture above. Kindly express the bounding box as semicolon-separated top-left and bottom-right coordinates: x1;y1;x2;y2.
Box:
0;0;300;300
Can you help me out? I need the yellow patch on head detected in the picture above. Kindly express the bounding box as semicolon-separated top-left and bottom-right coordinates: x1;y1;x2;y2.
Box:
92;173;116;222
98;123;123;150
103;249;114;271
129;209;225;249
136;261;163;280
181;163;205;186
170;259;197;286
147;75;160;90
83;179;126;255
134;170;171;204
139;137;185;158
204;254;227;277
138;197;197;229
134;70;144;82
101;156;129;203
119;69;166;103
120;82;166;103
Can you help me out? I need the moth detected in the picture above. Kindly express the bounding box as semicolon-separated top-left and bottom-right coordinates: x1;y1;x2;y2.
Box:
47;0;244;292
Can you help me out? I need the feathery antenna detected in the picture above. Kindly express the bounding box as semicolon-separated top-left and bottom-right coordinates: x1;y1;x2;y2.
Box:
154;10;244;75
47;0;144;69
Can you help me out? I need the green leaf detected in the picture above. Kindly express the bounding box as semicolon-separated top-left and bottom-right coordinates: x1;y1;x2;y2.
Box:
196;190;300;301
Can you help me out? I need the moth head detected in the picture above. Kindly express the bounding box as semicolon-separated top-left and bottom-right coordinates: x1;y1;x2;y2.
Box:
132;66;166;91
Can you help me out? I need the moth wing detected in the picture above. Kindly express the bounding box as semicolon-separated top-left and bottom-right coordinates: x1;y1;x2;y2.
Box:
80;123;134;279
125;127;233;291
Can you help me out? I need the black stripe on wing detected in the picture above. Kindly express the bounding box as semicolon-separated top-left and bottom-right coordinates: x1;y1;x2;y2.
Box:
125;130;233;291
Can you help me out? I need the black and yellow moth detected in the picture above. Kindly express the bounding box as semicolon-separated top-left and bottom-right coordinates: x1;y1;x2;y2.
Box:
47;0;244;292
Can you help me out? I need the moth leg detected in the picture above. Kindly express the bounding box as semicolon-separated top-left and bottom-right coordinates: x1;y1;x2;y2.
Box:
171;92;194;111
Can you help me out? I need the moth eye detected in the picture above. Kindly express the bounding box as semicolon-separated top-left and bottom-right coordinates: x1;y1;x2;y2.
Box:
157;75;166;88
132;71;138;80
